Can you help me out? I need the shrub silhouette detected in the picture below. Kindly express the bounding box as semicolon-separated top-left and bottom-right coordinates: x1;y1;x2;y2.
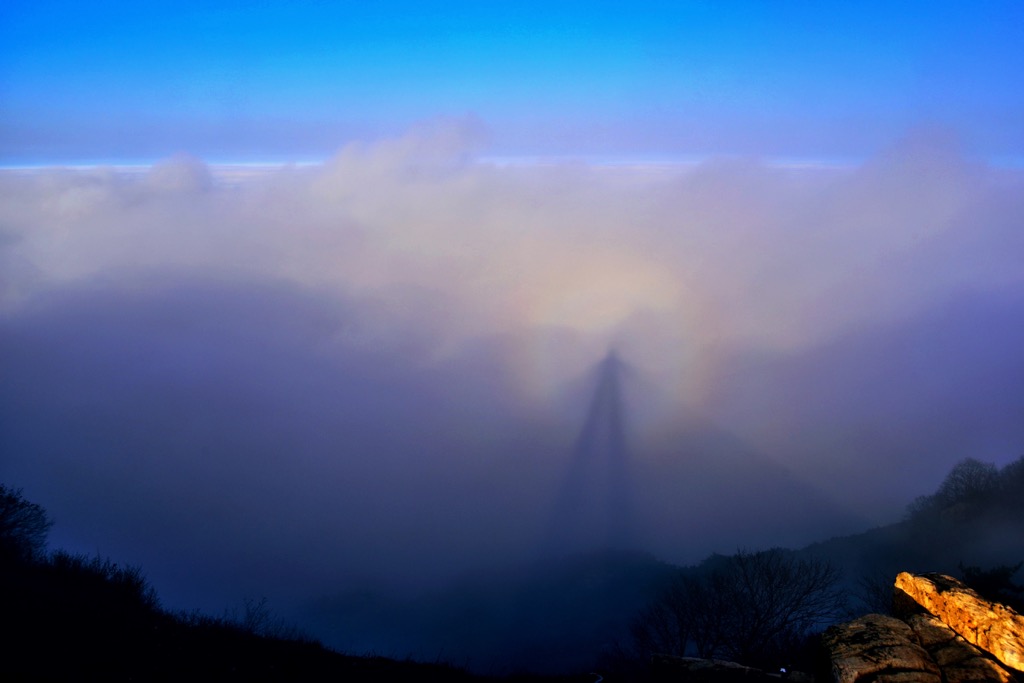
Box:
225;595;309;640
0;484;53;562
48;550;161;611
632;548;845;669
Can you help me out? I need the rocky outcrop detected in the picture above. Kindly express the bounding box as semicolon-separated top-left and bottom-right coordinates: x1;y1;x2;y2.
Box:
904;612;1015;682
823;613;940;683
823;573;1022;683
649;654;783;681
895;572;1024;673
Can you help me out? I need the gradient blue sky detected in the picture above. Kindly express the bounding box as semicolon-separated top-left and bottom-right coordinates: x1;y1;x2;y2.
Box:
2;1;1023;163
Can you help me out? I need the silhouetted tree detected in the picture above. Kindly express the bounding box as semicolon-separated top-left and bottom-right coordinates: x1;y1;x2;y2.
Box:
905;493;935;519
959;561;1024;612
997;455;1024;509
935;458;999;506
0;484;52;562
907;458;1000;518
854;572;896;616
226;596;306;640
632;549;845;669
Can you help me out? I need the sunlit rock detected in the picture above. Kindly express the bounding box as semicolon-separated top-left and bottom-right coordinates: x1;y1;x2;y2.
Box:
904;612;1015;683
895;572;1024;673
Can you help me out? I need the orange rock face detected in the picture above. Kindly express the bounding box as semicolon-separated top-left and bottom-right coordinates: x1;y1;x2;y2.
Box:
894;572;1024;673
903;612;1016;683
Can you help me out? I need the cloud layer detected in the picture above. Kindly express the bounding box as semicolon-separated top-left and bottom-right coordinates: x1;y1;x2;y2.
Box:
2;123;1023;616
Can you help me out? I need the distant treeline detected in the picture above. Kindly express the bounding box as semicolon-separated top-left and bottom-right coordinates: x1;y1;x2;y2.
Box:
618;454;1024;678
906;455;1024;519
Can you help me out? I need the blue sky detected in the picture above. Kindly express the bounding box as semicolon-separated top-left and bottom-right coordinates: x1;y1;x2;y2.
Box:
2;1;1023;162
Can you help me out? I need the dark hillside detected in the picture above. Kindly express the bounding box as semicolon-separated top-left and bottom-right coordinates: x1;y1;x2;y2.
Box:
0;551;487;681
0;485;582;682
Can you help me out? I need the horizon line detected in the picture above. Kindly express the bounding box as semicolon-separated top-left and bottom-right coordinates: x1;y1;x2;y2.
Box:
2;152;1023;174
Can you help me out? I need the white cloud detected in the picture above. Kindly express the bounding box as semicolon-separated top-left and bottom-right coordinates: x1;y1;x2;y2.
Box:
2;123;1020;397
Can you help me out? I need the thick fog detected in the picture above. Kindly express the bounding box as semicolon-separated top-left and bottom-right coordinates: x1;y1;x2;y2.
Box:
2;123;1023;622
